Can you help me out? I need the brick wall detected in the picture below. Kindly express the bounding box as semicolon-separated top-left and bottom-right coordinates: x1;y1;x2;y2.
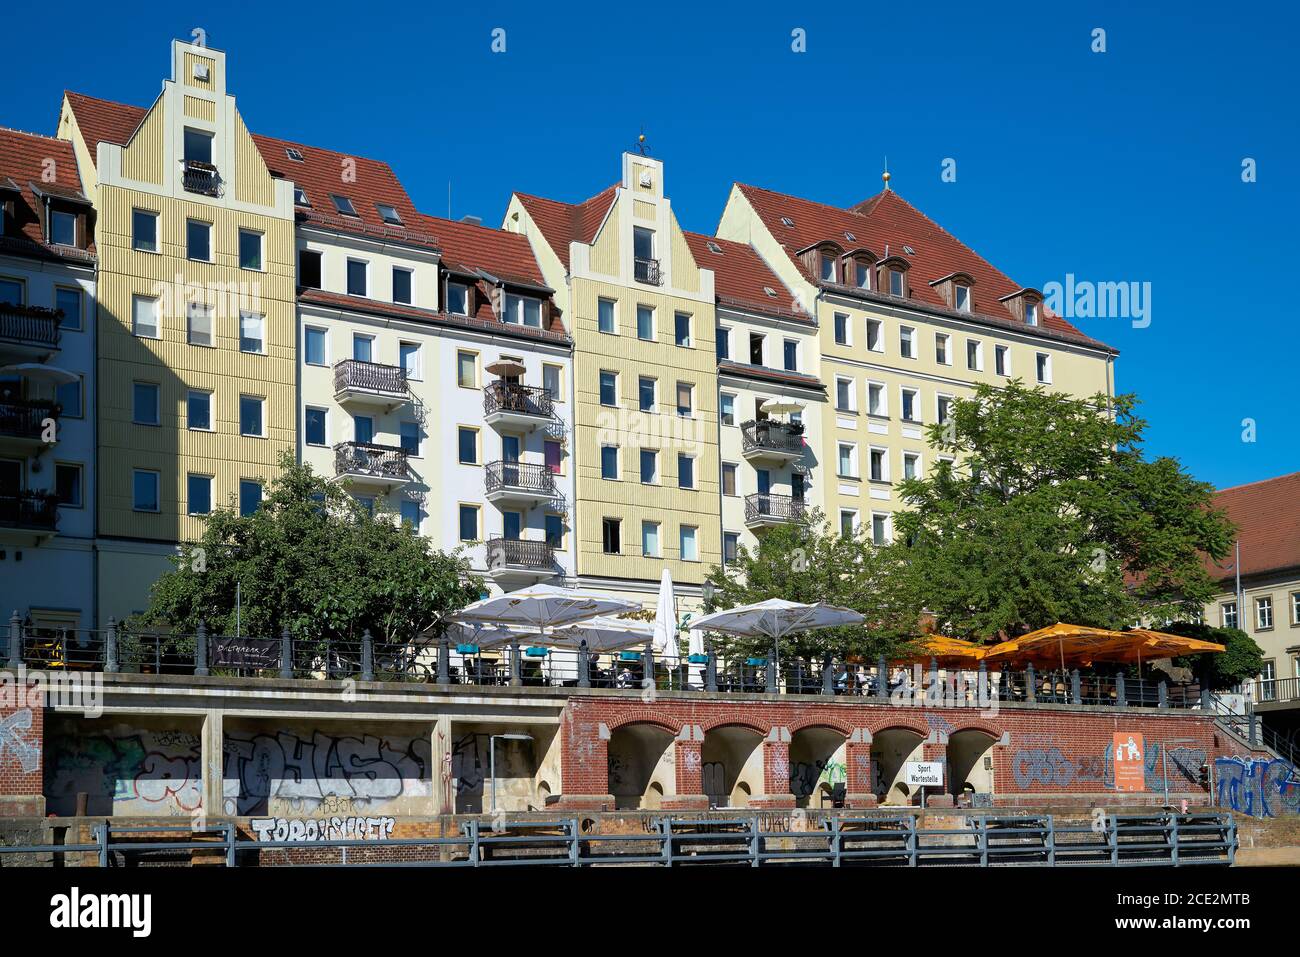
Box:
0;676;43;816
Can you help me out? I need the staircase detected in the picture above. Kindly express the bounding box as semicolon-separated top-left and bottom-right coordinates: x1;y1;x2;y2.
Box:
1209;693;1299;765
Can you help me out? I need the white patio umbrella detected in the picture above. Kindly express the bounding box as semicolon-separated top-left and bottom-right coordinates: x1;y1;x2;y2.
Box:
476;616;653;684
0;363;80;385
689;598;865;675
651;568;679;662
759;397;805;416
453;583;638;630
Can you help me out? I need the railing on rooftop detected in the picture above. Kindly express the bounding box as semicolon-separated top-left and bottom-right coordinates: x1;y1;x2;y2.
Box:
0;303;61;350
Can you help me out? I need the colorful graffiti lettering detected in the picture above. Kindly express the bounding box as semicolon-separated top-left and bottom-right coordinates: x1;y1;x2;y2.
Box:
0;709;39;773
1215;757;1300;818
249;816;396;842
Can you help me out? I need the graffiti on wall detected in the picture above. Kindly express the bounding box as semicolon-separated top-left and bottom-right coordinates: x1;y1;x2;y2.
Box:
790;760;846;799
249;816;396;842
46;730;202;816
0;709;40;774
1010;733;1206;792
1215;757;1300;818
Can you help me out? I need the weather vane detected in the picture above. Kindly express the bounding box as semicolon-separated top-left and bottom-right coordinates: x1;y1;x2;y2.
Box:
635;127;650;156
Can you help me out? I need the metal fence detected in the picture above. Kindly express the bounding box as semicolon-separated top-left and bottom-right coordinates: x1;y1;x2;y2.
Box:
0;812;1236;868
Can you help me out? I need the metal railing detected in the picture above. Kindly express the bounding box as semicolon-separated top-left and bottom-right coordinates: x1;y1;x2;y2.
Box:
1211;692;1300;765
334;441;409;480
0;491;59;531
333;358;407;397
634;257;662;285
1258;676;1300;704
740;419;805;456
485;536;555;571
745;492;806;525
0;302;61;350
485;460;556;496
0;399;60;439
483;380;553;419
0;813;1236;868
181;159;221;196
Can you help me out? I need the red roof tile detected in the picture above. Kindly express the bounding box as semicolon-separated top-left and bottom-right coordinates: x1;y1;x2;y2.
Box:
414;214;545;289
735;183;1116;353
1205;472;1300;583
682;231;810;323
0;125;95;262
512;185;618;269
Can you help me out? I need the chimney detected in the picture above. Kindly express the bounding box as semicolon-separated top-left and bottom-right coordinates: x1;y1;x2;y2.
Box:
460;215;482;227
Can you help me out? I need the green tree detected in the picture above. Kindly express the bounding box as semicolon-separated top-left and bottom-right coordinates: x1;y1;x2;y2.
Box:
135;453;482;645
1165;622;1264;690
894;382;1235;641
701;509;921;662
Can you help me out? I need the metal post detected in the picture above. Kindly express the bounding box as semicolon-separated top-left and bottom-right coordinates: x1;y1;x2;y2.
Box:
644;640;655;687
793;658;804;694
7;610;21;668
822;655;834;696
978;659;989;704
705;647;718;693
1248;704;1258;746
877;655;889;700
1115;669;1126;707
1025;662;1036;703
1199;659;1213;710
1071;668;1081;705
1158;679;1168;709
104;617;119;674
490;736;498;813
509;641;522;687
437;632;450;684
194;619;209;677
279;626;293;679
766;657;777;694
577;639;591;689
361;629;374;681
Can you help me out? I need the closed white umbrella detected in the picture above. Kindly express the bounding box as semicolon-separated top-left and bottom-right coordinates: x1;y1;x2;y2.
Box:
652;568;678;662
686;616;707;689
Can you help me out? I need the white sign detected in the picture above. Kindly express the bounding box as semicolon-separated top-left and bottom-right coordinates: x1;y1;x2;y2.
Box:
905;761;944;787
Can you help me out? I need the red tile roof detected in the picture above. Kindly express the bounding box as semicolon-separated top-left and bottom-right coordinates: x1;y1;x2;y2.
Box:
735;183;1116;353
415;214;546;289
0;125;95;262
682;231;810;323
1205;472;1300;583
512;185;618;269
63;91;148;153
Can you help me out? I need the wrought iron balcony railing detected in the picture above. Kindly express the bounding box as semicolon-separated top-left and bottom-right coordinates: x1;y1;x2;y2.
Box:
333;441;409;480
0;491;59;531
483;380;553;419
333;359;408;397
0;399;60;440
485;460;556;496
0;303;61;351
181;159;221;197
485;537;556;571
740;419;804;456
634;257;662;286
744;492;806;525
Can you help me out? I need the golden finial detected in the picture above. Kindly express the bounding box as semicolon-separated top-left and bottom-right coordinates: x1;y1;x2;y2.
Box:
882;157;891;191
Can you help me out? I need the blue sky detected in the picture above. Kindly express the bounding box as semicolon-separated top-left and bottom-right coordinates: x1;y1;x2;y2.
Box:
4;1;1296;490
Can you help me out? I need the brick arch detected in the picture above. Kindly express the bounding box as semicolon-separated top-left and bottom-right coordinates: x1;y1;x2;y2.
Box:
787;718;853;738
605;715;683;736
868;719;929;738
945;721;1004;741
700;718;770;736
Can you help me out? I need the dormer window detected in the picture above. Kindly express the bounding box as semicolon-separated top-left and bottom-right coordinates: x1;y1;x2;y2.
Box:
1025;300;1038;325
854;261;872;289
955;285;971;312
505;293;542;328
376;203;403;226
820;253;837;282
998;288;1044;326
330;194;358;217
48;209;77;247
446;281;470;316
888;270;904;297
293;186;310;207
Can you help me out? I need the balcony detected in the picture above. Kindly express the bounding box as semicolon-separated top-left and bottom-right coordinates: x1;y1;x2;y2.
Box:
0;491;59;540
0;303;61;360
483;381;553;431
740;419;805;464
181;159;221;197
333;359;409;411
634;257;662;286
485;537;557;584
0;399;60;451
334;441;410;491
485;460;560;507
744;492;806;530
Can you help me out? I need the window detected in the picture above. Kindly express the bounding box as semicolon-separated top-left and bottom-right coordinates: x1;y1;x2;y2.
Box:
376;203;403;226
749;333;764;365
132;295;159;338
724;533;740;565
955;285;971;312
937;395;953;425
676;382;693;417
239;480;263;517
1024;300;1038;325
0;278;22;305
995;345;1009;377
239;229;263;270
633;227;655;265
1291;592;1300;625
888;270;904;297
642;521;661;558
599;371;618;406
305;407;327;446
716;326;730;361
183;128;212;163
1035;353;1052;384
966;340;983;371
834;313;849;346
132;209;158;252
399;500;420;530
239;395;264;437
239;312;264;354
400;342;421;379
1256;596;1274;630
783;339;798;372
187;303;213;346
868;382;885;417
133;382;160;426
866;318;883;352
601;445;619;480
640;449;658;484
598;297;616;334
545;514;564;548
543;364;562;401
1221;601;1238;630
56;376;82;417
446;282;469;315
505;294;542;327
293;186;310;207
871;512;890;545
869;447;888;482
353;334;373;363
392;268;412;305
55;463;83;507
44;208;74;246
298;249;322;288
330;194;359;217
637;305;655;341
456;350;477;388
602;518;621;554
899;326;915;359
545;440;562;474
187;474;212;515
55;287;83;332
187;390;212;431
305;327;327;366
837;443;857;478
840;510;857;537
186;219;212;261
836;377;854;412
901;388;919;422
458;504;479;541
638;377;656;412
458;427;478;464
720;393;736;426
1260;660;1277;701
678;454;695;490
855;261;871;289
935;333;950;365
675;312;692;347
722;462;737;496
903;451;920;481
820;253;836;282
680;525;698;561
132;469;160;512
347;259;368;297
400;421;420;455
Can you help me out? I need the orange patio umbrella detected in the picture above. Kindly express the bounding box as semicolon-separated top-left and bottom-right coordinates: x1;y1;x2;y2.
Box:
980;623;1225;671
893;635;986;668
